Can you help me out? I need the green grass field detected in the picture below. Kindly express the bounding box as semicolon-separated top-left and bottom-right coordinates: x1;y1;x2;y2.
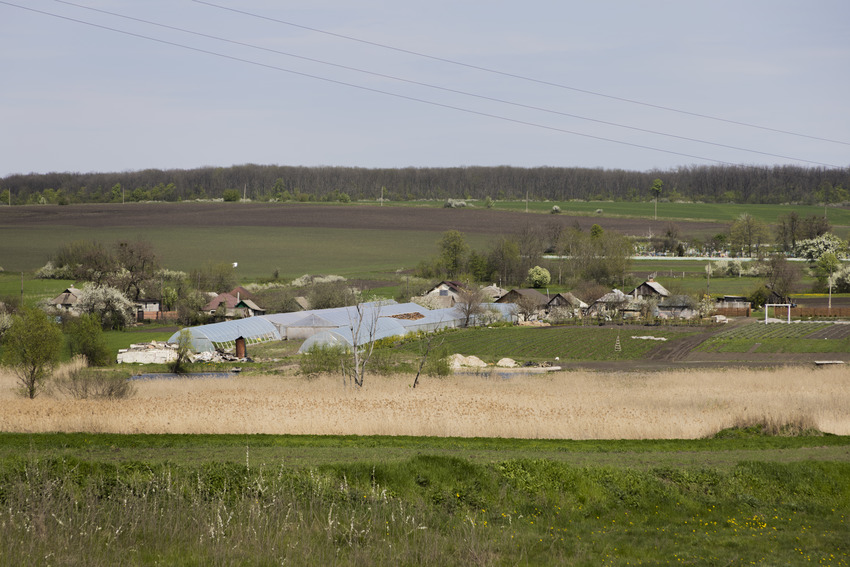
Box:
0;273;74;308
0;225;491;280
489;199;850;229
1;433;847;566
393;325;700;363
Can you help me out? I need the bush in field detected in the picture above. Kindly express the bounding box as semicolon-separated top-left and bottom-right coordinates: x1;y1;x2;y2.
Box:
77;285;135;330
55;367;135;400
2;308;64;398
299;344;347;377
222;189;240;202
66;313;111;366
169;329;193;375
748;286;770;309
35;260;74;280
423;344;451;377
291;274;346;287
796;233;847;262
712;259;744;277
0;309;13;341
527;265;551;288
308;281;358;309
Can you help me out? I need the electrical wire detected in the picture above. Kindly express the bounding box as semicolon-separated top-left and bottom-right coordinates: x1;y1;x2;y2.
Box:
1;1;844;168
192;0;850;148
46;0;843;167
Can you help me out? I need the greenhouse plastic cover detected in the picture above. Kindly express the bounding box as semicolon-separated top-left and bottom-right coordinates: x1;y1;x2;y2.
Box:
167;317;281;353
170;300;518;354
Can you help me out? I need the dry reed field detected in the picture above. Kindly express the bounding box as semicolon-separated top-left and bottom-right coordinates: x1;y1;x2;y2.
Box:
1;366;848;439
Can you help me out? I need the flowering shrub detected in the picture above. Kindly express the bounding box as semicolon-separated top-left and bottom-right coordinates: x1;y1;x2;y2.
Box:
795;233;847;262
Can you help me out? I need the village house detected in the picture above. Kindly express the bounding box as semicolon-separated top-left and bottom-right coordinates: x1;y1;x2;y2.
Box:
586;289;634;318
423;280;467;308
496;288;550;308
496;288;550;320
203;288;266;319
546;292;588;318
628;278;670;300
49;286;81;314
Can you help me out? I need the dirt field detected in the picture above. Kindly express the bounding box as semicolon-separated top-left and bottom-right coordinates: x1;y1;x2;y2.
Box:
0;202;728;237
1;366;847;439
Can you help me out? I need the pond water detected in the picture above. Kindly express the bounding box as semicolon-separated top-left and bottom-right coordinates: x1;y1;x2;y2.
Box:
130;372;236;380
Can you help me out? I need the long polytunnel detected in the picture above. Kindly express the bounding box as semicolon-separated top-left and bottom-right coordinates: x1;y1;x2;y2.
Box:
167;317;281;353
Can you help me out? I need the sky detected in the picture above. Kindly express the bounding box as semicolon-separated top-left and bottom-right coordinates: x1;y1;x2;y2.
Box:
1;0;849;177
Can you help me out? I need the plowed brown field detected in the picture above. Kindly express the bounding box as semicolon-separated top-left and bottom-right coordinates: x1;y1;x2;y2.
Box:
0;202;727;236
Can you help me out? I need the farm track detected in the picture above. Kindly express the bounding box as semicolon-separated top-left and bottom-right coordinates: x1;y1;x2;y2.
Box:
0;202;729;236
647;319;754;362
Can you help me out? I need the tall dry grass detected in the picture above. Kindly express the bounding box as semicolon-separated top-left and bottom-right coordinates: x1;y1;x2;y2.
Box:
0;366;847;439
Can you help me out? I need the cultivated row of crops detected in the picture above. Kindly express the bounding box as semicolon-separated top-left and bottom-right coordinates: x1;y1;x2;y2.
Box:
710;322;831;340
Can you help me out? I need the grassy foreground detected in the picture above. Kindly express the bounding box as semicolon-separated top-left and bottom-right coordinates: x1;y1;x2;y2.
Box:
1;433;847;566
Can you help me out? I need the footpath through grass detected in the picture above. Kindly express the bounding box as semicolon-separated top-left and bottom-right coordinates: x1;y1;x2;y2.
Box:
1;432;847;565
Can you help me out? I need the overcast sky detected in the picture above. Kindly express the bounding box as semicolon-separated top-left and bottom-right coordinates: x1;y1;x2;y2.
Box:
1;0;848;177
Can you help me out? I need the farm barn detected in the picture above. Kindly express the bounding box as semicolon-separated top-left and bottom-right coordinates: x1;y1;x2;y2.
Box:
628;278;671;300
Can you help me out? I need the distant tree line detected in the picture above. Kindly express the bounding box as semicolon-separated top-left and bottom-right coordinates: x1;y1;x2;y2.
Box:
1;163;847;205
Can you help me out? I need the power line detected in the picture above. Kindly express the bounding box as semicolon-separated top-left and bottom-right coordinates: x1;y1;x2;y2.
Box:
46;0;843;168
1;1;842;168
192;0;850;148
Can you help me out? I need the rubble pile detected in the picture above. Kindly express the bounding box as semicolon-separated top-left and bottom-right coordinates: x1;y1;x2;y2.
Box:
190;351;250;363
449;354;488;369
117;341;178;364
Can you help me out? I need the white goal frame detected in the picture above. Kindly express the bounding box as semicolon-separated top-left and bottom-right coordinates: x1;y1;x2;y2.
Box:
764;303;791;324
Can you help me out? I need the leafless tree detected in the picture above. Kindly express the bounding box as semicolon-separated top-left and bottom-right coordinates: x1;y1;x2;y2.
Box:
512;294;542;322
765;254;802;300
344;301;382;388
412;332;446;389
453;285;487;327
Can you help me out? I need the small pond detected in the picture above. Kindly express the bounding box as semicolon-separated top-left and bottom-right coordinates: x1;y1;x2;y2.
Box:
130;372;236;380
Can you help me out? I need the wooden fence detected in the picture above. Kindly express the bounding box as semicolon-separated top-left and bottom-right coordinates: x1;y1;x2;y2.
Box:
713;307;751;317
789;307;850;318
137;310;178;322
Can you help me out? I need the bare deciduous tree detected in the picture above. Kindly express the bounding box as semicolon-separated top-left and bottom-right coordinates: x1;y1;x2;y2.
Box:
453;284;487;328
344;301;382;388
